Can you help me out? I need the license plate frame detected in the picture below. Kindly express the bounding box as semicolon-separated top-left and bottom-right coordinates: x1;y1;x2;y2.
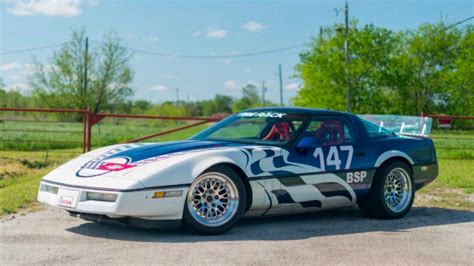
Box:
57;188;80;209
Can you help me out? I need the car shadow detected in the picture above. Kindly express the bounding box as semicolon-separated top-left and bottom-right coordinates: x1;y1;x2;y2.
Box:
66;207;474;243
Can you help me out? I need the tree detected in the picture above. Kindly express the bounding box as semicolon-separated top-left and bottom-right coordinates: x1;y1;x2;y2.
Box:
391;23;465;115
0;78;6;107
133;100;153;113
294;22;399;113
293;21;473;116
201;94;233;116
441;25;474;116
29;28;134;114
232;84;262;112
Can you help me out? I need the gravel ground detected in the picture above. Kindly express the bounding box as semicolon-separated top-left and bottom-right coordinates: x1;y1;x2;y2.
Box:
1;206;473;265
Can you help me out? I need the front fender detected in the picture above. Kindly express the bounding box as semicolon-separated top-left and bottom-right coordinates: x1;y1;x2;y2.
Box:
135;149;249;188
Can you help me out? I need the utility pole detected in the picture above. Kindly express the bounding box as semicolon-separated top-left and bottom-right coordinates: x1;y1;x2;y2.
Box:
278;64;283;106
261;81;267;107
83;37;89;110
176;88;180;105
344;0;350;112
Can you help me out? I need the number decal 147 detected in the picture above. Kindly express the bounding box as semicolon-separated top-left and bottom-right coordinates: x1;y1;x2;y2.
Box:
312;145;353;171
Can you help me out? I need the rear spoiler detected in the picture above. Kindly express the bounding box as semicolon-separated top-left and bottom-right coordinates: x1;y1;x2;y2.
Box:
358;115;433;137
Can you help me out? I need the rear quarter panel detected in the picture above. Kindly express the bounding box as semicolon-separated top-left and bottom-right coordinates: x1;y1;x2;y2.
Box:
357;135;438;191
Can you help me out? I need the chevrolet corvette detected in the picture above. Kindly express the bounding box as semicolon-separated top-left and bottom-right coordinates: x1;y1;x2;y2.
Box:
38;108;438;234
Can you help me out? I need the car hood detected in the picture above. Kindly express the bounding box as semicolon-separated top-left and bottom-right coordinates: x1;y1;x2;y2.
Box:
50;139;241;181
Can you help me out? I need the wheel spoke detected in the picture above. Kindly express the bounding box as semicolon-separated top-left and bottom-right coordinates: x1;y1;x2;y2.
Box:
383;167;412;212
187;172;239;227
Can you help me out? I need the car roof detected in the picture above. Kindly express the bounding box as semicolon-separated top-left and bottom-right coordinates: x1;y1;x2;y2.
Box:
243;107;350;116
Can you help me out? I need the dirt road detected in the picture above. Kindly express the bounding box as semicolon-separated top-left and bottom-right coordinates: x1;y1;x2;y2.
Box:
1;206;473;265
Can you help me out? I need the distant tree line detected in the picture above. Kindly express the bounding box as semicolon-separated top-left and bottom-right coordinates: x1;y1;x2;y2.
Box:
1;22;472;119
0;76;272;117
294;21;474;116
0;28;274;118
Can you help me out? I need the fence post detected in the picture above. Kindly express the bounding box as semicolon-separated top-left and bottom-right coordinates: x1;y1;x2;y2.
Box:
87;108;92;152
82;111;87;153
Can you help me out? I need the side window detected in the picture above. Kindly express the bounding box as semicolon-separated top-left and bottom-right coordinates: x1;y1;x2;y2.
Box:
303;116;356;146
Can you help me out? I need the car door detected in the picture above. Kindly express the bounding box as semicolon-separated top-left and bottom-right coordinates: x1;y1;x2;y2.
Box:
281;114;364;209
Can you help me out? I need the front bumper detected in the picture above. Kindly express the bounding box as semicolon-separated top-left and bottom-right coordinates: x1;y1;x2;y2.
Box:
38;180;189;221
68;212;182;229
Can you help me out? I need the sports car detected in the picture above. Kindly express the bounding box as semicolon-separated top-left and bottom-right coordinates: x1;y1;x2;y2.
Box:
37;107;438;234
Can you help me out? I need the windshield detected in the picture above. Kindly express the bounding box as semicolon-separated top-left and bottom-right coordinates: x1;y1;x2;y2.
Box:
192;111;309;145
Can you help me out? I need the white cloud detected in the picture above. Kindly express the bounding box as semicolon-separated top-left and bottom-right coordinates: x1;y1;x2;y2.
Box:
24;63;39;75
4;82;31;91
7;0;82;17
207;27;228;38
284;83;301;90
151;84;169;92
247;80;259;86
5;75;23;81
87;0;99;6
245;80;272;88
224;80;239;90
158;74;176;80
0;62;23;72
145;36;159;42
23;63;57;75
223;59;232;65
242;21;264;32
192;30;201;37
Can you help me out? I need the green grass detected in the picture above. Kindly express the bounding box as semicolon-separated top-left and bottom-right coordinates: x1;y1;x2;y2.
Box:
0;126;472;215
0;124;205;215
430;129;474;160
0;119;208;150
0;150;81;214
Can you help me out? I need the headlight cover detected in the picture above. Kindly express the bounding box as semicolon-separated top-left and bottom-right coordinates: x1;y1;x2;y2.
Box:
86;192;117;202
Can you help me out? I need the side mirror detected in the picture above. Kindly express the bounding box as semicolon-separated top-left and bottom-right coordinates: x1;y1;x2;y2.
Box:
296;137;319;152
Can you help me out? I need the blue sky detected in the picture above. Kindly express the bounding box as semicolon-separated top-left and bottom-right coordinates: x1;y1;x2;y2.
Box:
1;0;473;104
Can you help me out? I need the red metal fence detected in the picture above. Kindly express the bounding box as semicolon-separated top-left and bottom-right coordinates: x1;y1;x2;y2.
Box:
421;114;474;160
1;108;472;161
0;107;89;153
0;107;220;153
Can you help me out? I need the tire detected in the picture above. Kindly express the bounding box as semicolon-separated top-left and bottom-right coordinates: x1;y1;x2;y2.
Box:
359;161;414;219
183;165;247;235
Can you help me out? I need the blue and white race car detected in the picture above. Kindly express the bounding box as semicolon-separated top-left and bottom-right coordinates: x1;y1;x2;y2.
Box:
38;108;438;234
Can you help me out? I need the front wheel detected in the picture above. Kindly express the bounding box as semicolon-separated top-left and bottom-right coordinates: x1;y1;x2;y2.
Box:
359;161;414;219
183;166;247;235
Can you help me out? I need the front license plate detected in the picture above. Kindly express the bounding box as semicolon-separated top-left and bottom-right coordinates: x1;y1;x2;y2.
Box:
57;188;80;208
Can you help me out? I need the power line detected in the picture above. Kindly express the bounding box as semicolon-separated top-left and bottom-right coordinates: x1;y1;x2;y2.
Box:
0;43;65;56
444;15;474;30
1;15;471;58
113;42;309;59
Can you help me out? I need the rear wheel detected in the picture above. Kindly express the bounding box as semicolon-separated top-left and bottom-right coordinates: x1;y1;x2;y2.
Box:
359;161;414;219
183;166;246;235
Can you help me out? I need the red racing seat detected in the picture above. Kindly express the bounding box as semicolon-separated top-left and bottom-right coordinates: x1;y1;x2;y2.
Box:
263;122;290;141
316;120;344;145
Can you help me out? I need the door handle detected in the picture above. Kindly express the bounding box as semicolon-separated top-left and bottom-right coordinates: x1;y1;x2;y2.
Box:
355;151;365;157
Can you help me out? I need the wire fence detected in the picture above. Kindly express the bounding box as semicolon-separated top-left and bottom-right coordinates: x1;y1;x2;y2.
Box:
0;107;218;154
1;108;473;161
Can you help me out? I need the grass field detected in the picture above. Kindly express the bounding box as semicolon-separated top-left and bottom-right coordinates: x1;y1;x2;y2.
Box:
0;118;209;150
0;124;473;216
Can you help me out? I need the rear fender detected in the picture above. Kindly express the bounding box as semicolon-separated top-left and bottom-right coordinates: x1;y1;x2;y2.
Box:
374;150;414;167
